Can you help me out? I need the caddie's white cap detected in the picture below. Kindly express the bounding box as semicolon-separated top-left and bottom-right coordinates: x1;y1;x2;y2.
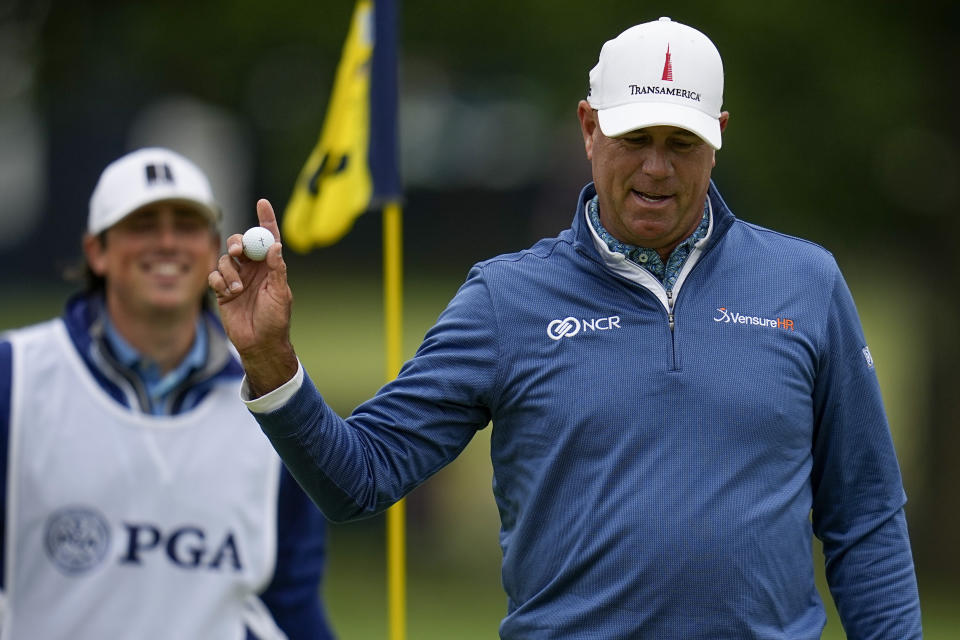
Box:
88;147;221;235
587;17;724;149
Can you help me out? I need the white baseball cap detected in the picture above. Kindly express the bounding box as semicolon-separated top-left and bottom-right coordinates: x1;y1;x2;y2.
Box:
587;17;724;149
88;147;221;235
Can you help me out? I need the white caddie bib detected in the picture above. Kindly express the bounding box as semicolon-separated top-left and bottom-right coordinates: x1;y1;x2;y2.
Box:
3;320;283;639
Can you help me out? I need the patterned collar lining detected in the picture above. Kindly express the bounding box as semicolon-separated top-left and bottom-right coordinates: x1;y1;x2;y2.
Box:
587;195;710;291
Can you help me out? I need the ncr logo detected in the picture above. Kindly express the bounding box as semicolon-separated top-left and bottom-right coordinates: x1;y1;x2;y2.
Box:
547;315;621;340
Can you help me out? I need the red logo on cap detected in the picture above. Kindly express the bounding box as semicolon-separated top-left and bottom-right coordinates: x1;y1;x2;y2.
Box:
662;44;673;81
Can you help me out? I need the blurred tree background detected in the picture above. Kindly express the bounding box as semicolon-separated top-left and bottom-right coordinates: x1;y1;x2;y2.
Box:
2;0;958;634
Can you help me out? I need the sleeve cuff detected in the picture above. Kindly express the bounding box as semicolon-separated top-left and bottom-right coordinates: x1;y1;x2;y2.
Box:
241;360;305;414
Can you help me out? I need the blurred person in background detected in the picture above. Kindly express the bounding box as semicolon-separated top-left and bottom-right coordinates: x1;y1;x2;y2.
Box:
210;17;921;640
0;147;335;639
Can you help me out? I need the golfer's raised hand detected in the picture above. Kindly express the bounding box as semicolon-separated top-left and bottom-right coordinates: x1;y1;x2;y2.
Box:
208;198;298;397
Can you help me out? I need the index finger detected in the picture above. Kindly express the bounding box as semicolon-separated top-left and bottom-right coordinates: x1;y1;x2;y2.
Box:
256;198;282;242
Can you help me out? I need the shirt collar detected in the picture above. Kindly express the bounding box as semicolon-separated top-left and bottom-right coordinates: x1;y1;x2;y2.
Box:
587;195;710;265
102;311;207;395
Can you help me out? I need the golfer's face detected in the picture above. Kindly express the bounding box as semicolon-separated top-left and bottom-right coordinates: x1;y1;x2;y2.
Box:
581;106;725;257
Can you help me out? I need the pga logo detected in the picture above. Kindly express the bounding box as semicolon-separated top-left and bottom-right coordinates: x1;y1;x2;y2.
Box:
45;506;112;575
43;506;244;575
547;315;621;340
120;522;243;571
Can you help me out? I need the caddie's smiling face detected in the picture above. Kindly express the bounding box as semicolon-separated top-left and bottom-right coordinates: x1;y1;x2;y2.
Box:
85;203;220;321
578;100;729;258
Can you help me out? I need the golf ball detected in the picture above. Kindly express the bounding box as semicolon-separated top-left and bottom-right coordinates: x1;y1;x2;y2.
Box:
242;226;275;261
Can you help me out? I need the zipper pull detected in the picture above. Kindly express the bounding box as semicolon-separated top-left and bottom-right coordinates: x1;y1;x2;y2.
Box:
667;290;675;331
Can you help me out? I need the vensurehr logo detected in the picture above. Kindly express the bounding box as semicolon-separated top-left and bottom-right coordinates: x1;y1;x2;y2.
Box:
714;307;795;331
547;315;621;340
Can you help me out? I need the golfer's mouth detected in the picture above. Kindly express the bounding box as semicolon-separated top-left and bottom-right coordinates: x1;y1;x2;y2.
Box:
633;190;673;203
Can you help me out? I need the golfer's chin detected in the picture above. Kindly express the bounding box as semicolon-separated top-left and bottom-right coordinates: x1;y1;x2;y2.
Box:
617;214;679;248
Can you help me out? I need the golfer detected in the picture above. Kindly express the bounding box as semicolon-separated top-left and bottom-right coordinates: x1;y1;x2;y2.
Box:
211;17;921;639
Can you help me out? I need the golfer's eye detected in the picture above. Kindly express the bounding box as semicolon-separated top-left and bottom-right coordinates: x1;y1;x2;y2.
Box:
670;137;699;151
621;135;650;146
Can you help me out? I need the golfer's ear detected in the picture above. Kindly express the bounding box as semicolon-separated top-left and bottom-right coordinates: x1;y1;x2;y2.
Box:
578;100;598;160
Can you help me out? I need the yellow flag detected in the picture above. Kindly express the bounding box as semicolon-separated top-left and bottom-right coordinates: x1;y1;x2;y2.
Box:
283;0;374;251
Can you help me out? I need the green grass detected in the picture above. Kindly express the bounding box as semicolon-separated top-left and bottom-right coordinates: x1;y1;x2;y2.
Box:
323;521;504;638
3;268;958;638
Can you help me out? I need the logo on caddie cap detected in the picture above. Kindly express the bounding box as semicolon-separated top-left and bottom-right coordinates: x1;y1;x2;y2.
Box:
145;162;175;185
